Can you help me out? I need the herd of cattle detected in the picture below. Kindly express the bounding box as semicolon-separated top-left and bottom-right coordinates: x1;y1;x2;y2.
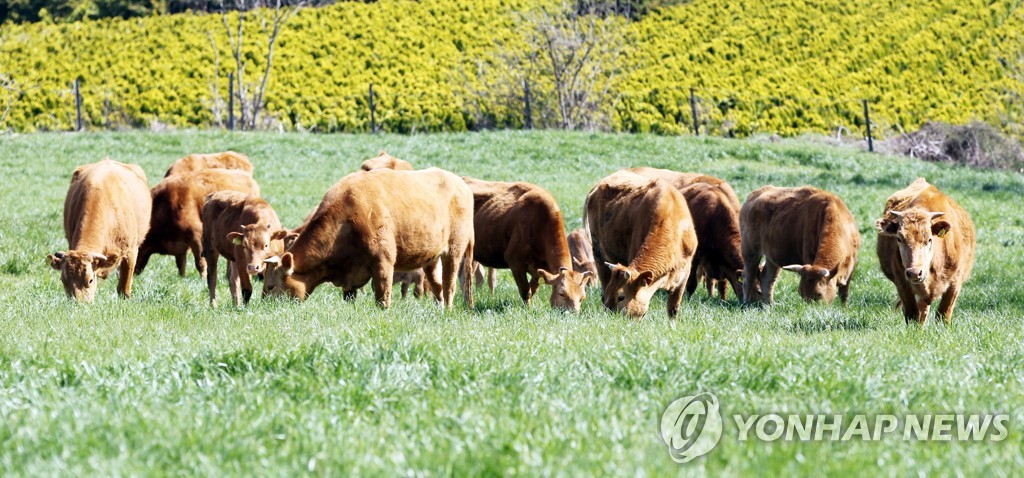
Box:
47;151;976;324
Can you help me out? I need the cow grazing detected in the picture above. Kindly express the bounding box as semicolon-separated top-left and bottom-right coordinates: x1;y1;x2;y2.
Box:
463;177;591;311
566;228;599;287
262;168;475;309
585;171;698;318
200;191;285;307
361;151;414;172
740;186;861;304
394;269;427;299
48;159;151;302
136;169;260;278
164;151;253;177
875;178;975;324
627;168;744;300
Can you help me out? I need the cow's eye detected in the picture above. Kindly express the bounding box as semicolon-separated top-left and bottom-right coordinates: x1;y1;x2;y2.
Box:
617;294;626;302
264;244;268;250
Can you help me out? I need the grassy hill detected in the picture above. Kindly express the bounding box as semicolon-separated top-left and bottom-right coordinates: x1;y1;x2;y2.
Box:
0;131;1022;474
2;0;1022;135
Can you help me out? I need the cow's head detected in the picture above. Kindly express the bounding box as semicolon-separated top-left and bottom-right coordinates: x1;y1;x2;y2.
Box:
226;224;288;275
602;262;660;318
47;250;117;302
876;209;949;285
537;267;591;312
261;253;307;299
781;264;837;303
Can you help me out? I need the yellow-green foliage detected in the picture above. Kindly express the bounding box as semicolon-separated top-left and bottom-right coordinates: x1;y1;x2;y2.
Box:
1;0;1022;134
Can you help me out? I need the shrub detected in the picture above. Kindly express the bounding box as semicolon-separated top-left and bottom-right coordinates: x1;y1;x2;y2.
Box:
883;122;1024;172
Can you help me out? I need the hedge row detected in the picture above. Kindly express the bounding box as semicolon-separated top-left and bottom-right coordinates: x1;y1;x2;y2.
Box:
1;0;1022;135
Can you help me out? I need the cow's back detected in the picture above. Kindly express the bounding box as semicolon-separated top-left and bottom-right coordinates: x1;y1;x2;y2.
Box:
64;159;151;252
742;186;857;267
153;169;260;227
164;151;253;177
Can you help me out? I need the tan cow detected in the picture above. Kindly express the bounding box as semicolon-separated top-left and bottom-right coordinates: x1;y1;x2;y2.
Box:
48;159;151;302
566;228;599;287
136;169;260;278
740;186;861;304
627;168;744;300
875;178;975;324
361;151;414;172
200;191;285;307
262;168;474;309
585;171;698;318
462;177;590;311
164;151;253;177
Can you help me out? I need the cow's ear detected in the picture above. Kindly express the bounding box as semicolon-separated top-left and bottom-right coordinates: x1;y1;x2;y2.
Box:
90;253;117;270
579;271;593;286
875;217;899;236
636;271;655;287
227;231;244;245
280;253;295;276
932;221;951;238
536;268;557;284
47;252;65;270
271;229;291;240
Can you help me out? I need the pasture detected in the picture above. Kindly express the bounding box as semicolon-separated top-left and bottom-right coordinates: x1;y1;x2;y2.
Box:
1;131;1022;475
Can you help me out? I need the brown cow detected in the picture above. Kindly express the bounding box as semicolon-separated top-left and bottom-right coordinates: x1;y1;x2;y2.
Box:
875;178;975;324
136;169;260;278
566;228;599;287
627;168;744;300
164;151;253;177
361;151;414;172
262;168;475;309
394;269;427;299
200;191;285;307
740;186;861;304
585;171;698;318
463;177;591;311
48;159;151;302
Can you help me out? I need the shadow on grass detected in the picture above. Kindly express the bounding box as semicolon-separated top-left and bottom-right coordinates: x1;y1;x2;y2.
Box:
787;314;875;334
472;297;522;314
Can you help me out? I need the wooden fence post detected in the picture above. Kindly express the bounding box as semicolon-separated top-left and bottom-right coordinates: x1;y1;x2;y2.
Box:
862;99;873;152
228;73;235;131
689;87;699;136
73;79;83;131
523;80;533;130
369;83;377;134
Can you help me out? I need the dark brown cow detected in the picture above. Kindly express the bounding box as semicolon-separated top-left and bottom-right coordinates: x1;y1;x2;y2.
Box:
262;168;474;309
164;151;253;177
394;269;427;299
48;159;151;302
627;167;744;300
585;171;698;318
875;178;976;324
136;169;260;278
200;191;285;307
566;228;599;287
740;186;861;304
463;177;591;311
361;151;414;172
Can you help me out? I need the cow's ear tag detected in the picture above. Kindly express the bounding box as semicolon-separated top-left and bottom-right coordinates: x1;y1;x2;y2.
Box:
232;237;242;246
937;230;946;239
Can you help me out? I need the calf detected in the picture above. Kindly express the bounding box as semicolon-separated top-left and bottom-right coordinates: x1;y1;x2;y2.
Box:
136;169;260;278
585;171;698;318
740;186;861;304
463;177;591;311
361;151;414;171
627;167;743;300
200;191;285;307
875;178;975;324
48;159;151;302
262;168;475;309
164;151;253;177
566;228;599;287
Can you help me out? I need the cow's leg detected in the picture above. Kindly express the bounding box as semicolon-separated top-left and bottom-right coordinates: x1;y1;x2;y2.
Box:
401;281;410;299
206;249;220;307
238;261;253;305
741;255;760;304
667;285;686;319
838;280;851;305
936;284;960;324
717;277;728;300
510;266;532;305
593;246;612;300
227;261;244;307
685;263;699;298
117;254;135;298
894;280;918;324
438;255;458;309
134;246;152;275
915;299;931;326
343;289;358;301
459;243;474;310
760;261;781;304
371;261;395;309
414;274;425;298
187;232;206;280
175;253;187;277
487;268;496;294
423;259;443;303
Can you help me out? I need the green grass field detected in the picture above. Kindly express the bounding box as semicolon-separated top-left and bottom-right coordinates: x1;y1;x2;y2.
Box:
1;131;1022;475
